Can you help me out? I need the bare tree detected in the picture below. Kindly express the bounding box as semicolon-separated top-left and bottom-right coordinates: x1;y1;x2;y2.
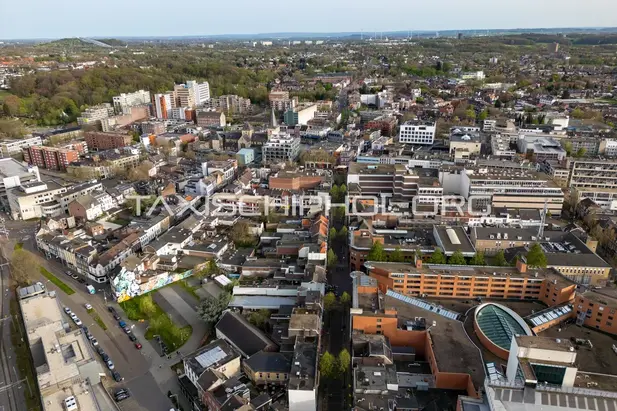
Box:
10;249;38;285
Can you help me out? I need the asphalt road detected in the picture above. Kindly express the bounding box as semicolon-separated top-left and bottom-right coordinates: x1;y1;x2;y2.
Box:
5;221;175;411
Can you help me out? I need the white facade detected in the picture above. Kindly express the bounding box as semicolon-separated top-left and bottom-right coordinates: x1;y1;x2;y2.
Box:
288;389;316;411
398;122;436;145
113;90;150;114
153;93;173;119
0;136;42;156
187;80;210;105
262;134;301;164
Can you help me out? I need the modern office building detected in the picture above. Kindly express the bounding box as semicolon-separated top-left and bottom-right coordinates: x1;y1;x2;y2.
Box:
112;90;150;114
0;157;40;212
174;84;196;108
283;104;317;126
262;134;301;164
398;121;436;145
569;159;617;210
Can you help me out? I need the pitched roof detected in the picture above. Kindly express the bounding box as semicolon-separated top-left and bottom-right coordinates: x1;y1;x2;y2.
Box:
215;311;275;357
244;351;291;374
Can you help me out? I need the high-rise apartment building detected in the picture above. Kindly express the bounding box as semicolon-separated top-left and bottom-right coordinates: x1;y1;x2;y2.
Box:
173;84;196;109
23;146;80;171
153;93;173;119
186;80;211;105
112;90;150;114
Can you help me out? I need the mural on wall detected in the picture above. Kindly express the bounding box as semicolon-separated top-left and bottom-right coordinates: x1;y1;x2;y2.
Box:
112;267;194;303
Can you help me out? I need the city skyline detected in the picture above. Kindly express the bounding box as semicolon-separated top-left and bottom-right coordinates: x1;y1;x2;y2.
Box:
1;0;616;39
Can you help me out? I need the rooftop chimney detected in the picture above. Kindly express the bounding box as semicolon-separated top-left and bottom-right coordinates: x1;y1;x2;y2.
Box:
516;257;528;274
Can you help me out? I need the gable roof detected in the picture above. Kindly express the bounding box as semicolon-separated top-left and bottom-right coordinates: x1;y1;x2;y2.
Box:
215;311;275;357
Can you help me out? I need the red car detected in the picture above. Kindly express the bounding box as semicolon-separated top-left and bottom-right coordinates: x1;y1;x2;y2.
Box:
134;342;142;350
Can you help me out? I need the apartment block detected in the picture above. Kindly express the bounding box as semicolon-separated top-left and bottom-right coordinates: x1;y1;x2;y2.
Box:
141;121;166;136
113;90;150;114
206;95;251;113
174;84;196;108
85;131;133;151
153;93;173;119
269;90;298;111
77;103;114;125
186;80;211;105
569;159;617;210
0;136;42;156
262;134;301;164
398;121;436;145
23;145;80;170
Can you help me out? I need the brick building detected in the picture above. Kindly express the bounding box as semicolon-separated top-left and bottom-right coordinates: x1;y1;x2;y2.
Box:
85;132;133;151
23;146;80;170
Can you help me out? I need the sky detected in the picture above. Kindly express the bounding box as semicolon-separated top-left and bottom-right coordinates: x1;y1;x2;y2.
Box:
1;0;616;39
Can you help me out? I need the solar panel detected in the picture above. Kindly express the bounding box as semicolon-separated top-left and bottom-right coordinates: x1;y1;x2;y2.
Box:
195;346;226;369
386;290;461;321
526;304;573;326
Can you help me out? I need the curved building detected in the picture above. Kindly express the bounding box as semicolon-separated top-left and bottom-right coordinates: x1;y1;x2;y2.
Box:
473;303;533;359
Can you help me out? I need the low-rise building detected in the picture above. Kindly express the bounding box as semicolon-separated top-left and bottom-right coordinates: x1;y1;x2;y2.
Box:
0;135;42;156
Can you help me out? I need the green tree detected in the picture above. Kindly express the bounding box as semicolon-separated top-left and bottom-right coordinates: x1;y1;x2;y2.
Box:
324;292;337;311
337;349;351;375
571;108;585;119
10;249;38;285
320;351;336;379
448;250;467;265
494;250;508;266
248;309;271;330
465;108;476;121
367;241;385;262
574;148;586;158
563;141;573;156
339;184;347;197
327;249;337;268
389;247;405;263
329;227;338;244
330;185;341;202
429;248;447;264
199;292;231;329
2;95;22;117
478;109;488;122
494;100;502;108
469;251;486;266
526;243;547;268
338;226;348;242
340;291;351;306
138;294;157;317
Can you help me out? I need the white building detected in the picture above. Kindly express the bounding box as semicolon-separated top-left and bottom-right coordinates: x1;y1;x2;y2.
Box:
186;80;211;105
113;90;150;114
398;121;436;145
262;134;301;164
77;103;115;126
0;136;42;156
461;71;485;81
153;93;173;119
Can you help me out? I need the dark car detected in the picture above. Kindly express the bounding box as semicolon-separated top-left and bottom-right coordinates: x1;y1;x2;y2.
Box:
128;334;137;342
114;388;129;397
96;347;105;355
107;306;116;313
114;393;130;402
112;371;124;382
113;313;121;321
123;326;131;334
118;321;126;328
101;353;110;362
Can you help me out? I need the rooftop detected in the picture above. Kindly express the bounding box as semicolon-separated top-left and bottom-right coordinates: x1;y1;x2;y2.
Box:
184;339;240;378
244;351;291;374
0;157;37;178
515;335;575;353
288;337;318;391
475;303;533;350
215;311;275;357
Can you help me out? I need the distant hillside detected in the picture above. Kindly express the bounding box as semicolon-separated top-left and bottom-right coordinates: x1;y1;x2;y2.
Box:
39;37;90;47
95;38;126;47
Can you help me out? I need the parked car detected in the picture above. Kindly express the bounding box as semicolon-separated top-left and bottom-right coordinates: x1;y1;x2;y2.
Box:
113;313;121;320
106;360;114;370
84;303;92;310
123;326;131;334
134;342;142;350
118;321;126;328
91;338;99;346
71;274;79;280
128;334;137;342
112;371;124;382
101;353;109;362
65;271;72;276
108;306;116;314
36;281;45;289
96;347;105;356
73;318;82;326
114;389;129;397
114;393;130;402
69;312;77;320
64;307;71;314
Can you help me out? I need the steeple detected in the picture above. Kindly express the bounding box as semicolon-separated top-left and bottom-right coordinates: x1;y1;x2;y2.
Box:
270;107;278;127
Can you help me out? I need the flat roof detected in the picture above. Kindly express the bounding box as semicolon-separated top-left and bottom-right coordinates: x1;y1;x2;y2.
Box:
434;226;476;254
0;157;35;178
515;335;575;352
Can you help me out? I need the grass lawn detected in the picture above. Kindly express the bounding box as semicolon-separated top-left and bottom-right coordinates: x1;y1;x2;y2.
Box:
177;280;201;301
40;267;75;295
9;297;42;411
87;309;108;330
120;293;191;351
110;218;130;226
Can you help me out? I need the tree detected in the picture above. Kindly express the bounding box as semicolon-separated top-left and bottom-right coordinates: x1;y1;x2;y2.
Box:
320;351;336;379
337;349;351;375
338;226;348;243
465;108;476;122
494;100;502;108
526;243;547;268
389;247;405;263
10;249;38;285
329;227;338;244
494;250;508;266
563;141;573;156
571;108;585;119
2;95;22;117
574;148;586;158
330;185;341;202
324;292;337;311
248;309;270;330
230;220;257;247
127;160;154;181
478;109;488;122
469;251;486;266
367;241;385;262
340;292;351;306
429;248;446;264
199;292;231;329
448;250;467;265
138;294;157;317
0;119;26;139
327;249;337;268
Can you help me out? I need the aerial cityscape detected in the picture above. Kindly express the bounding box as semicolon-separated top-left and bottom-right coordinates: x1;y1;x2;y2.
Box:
2;6;617;411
